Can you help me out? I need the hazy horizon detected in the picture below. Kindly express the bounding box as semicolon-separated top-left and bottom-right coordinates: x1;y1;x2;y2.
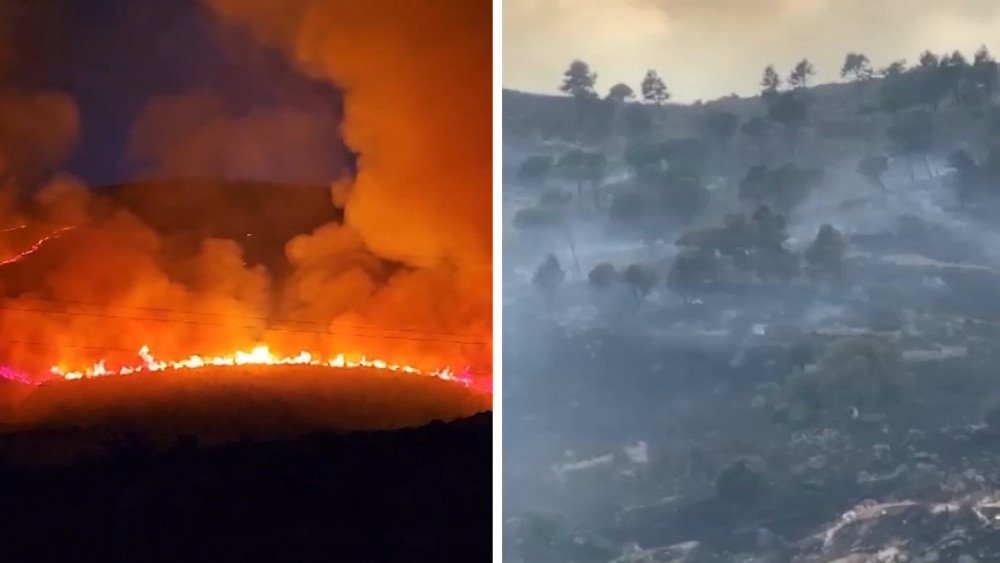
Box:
504;0;1000;103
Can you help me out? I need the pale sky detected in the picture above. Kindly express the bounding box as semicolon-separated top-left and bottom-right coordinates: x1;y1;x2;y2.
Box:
503;0;1000;103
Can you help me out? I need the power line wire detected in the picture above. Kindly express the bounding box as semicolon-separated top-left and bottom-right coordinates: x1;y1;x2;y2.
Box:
0;304;488;347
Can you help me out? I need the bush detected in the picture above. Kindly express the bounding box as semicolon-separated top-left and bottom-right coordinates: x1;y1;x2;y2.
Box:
588;262;619;290
608;191;647;225
813;336;904;409
532;254;565;295
804;224;847;282
622;263;659;300
738;163;821;214
662;177;711;223
623;142;664;184
666;248;718;296
538;187;572;207
512;207;565;232
516;155;554;185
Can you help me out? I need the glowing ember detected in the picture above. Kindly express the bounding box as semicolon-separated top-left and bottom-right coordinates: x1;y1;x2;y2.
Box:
0;226;75;266
47;344;470;386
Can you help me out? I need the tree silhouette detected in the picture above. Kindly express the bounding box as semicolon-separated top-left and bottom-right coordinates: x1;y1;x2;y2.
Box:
805;224;847;283
918;50;940;70
856;154;889;190
662;177;711;223
588;262;620;290
517;155;553;186
913;51;949;111
841;53;873;82
622;263;659;303
701;111;740;145
939;50;969;105
946;149;980;207
887;110;935;182
971;46;999;100
738;163;821;214
558;150;606;208
559;60;598;99
622;104;652;139
560;60;599;140
607;83;634;103
879;60;907;78
788;59;816;89
641;70;670;105
532;254;566;298
760;65;782;96
667;247;718;298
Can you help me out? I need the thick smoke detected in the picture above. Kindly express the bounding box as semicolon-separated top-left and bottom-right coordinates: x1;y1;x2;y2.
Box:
0;178;270;375
0;91;78;187
204;0;491;261
128;90;348;183
0;0;491;390
205;0;493;370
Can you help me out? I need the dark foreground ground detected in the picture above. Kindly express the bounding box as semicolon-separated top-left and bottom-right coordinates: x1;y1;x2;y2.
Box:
0;411;491;562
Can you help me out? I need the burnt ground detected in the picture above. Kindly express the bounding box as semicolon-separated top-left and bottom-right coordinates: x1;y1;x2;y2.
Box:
0;411;491;562
502;259;1000;562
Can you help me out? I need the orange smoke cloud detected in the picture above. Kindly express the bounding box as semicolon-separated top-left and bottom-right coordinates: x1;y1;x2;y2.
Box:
128;90;348;183
0;4;78;186
0;0;491;397
0;178;271;376
0;91;79;186
205;0;493;374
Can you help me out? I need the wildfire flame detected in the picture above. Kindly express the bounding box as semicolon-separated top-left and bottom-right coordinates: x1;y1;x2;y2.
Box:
43;344;471;387
0;225;75;267
0;225;488;391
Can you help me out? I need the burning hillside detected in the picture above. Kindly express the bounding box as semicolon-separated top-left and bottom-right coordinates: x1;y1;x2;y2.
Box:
0;178;489;389
0;1;491;560
0;0;491;435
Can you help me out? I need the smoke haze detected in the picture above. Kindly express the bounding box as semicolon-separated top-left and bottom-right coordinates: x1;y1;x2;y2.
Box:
0;0;492;396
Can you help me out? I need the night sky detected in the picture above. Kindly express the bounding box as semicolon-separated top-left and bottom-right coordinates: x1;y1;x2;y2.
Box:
4;0;350;186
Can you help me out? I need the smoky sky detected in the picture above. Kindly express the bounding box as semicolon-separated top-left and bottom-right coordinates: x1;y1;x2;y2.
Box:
504;0;1000;102
3;0;352;186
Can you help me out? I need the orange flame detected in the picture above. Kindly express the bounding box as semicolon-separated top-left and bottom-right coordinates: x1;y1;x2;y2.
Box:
47;344;471;386
0;225;74;266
